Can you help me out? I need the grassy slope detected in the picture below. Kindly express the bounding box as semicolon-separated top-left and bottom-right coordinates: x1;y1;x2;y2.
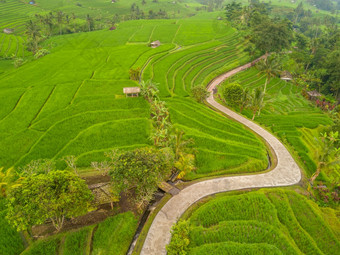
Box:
184;188;340;255
217;67;333;179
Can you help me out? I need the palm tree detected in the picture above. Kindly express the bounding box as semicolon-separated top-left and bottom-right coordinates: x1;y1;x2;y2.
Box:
171;129;194;160
0;167;23;197
56;11;64;35
240;88;250;113
256;55;280;94
310;132;340;185
25;20;41;53
250;87;265;120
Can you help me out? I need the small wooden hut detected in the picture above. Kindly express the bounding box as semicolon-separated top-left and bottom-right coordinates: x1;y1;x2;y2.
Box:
280;71;293;81
123;87;141;97
150;40;161;48
3;28;14;34
307;90;322;100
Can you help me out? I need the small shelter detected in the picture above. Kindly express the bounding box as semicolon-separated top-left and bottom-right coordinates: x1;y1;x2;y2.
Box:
109;26;116;31
3;28;14;34
123;87;140;97
150;40;160;48
280;70;293;81
307;90;322;100
29;0;35;4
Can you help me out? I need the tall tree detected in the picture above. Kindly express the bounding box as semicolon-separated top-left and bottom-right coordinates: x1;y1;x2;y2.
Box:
250;87;265;120
56;11;64;35
256;55;280;94
251;19;292;54
310;132;340;184
25;20;41;53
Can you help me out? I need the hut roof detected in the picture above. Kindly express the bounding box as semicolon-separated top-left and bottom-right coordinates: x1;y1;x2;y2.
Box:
89;182;114;205
3;28;14;34
280;70;293;80
123;87;141;94
307;90;322;97
150;40;161;48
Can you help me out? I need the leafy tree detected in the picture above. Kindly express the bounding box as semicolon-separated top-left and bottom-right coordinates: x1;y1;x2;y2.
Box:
191;86;209;103
109;147;173;207
250;87;265;120
225;1;242;21
310;132;340;184
223;82;243;107
166;220;190;255
256;55;280;94
6;170;93;232
251;19;292;54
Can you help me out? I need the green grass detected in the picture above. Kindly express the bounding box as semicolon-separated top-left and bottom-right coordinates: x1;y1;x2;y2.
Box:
180;188;340;255
91;212;138;255
17;212;138;255
0;199;25;255
217;67;333;178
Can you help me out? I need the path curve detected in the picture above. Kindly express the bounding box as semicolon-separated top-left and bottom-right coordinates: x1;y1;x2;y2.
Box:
140;58;301;255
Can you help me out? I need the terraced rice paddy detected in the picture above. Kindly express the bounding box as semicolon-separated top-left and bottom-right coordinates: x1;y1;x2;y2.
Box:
219;68;333;178
0;17;269;179
182;188;340;255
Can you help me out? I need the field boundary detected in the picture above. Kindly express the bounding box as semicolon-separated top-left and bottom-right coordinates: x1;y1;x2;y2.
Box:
140;56;302;255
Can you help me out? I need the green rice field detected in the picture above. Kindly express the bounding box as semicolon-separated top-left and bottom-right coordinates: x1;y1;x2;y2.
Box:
19;212;137;255
180;188;340;255
0;16;269;179
218;67;334;179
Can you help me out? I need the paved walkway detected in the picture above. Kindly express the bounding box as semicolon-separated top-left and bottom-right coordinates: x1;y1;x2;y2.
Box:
140;59;301;255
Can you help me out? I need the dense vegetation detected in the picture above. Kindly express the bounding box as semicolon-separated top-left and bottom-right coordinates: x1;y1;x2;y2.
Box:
168;188;340;255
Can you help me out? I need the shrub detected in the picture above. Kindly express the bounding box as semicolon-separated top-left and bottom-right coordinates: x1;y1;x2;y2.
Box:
191;86;209;103
223;82;243;107
167;220;190;255
34;49;50;59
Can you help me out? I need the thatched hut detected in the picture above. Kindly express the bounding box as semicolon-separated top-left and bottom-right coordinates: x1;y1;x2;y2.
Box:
3;28;14;34
280;70;293;81
123;87;140;97
150;40;161;48
307;90;322;100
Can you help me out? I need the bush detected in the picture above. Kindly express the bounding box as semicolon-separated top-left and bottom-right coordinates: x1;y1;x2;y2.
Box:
166;220;190;255
34;49;50;59
191;86;209;103
223;82;243;107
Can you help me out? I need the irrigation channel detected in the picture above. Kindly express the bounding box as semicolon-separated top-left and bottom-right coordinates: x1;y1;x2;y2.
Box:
139;57;302;255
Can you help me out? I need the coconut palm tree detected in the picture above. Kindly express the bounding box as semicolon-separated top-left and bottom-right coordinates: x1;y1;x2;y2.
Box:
25;20;41;53
250;87;265;120
310;131;340;185
0;167;23;197
56;11;65;35
256;55;280;94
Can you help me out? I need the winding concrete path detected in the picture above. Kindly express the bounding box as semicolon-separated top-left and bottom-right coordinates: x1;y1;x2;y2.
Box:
140;59;302;255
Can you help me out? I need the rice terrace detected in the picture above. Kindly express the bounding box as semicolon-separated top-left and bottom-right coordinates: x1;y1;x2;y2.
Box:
0;0;339;255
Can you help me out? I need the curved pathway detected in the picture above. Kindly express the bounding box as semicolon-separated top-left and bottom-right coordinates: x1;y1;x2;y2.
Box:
140;58;301;255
